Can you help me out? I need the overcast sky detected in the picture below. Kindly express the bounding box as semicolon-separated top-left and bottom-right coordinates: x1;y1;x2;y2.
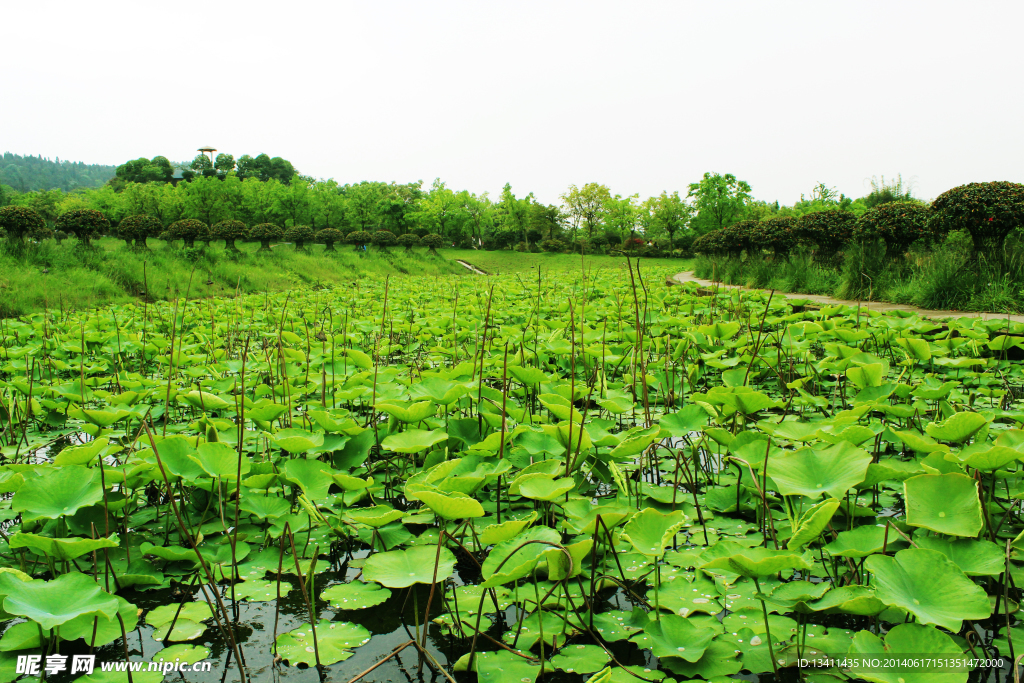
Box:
3;1;1021;206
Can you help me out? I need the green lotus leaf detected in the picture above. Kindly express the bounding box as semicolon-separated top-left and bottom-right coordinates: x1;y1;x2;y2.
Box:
345;348;373;370
412;489;485;519
658;404;711;437
659;638;742;679
700;546;813;578
478;512;537;545
767;420;824;442
642;613;716;662
543;538;592;580
769;441;872;499
230;579;291;602
179;390;233;412
655;574;723;617
12;465;103;520
913;536;1005;576
140;542;199;564
804;584;887;615
362;545;456;588
282;458;335;499
275;619;371;666
620;508;687;557
195;441;250;480
409;377;468;405
240;494;291;519
321;580;391;610
53;437;109;466
731;391;781;415
10;532;119;562
272;428;325;453
953;444;1022;471
924;411;989;443
0;572;120;630
904;473;982;537
849;623;969;683
146;602;214;630
381;429;448;453
333;473;372;491
347;505;405;527
865;548;989;631
69;407;133;427
894;429;949;454
786;497;840;550
456;650;542;682
550;643;610;674
518;476;575;501
151;644;210;666
481;525;561;586
608;425;662;460
846;362;884;389
823;524;906;558
60;595;139;647
245;401;288;422
376;400;436;423
538;393;584;422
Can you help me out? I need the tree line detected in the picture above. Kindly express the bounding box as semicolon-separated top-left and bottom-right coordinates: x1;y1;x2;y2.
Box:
0;151;935;254
0;153;116;193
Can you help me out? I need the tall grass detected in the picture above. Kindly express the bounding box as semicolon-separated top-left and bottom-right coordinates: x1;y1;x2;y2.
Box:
0;237;465;317
693;231;1024;313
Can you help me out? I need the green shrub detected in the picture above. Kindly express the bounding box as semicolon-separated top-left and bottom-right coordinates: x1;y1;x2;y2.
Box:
853;202;930;260
372;230;397;250
117;215;162;249
211;220;248;251
795;209;857;267
168;219;209;248
397;233;420;250
720;220;756;258
541;238;566;253
347;230;372;250
317;228;344;251
931;181;1024;256
285;225;315;251
0;206;46;243
750;216;797;260
248;223;283;251
421;233;444;252
56;209;110;247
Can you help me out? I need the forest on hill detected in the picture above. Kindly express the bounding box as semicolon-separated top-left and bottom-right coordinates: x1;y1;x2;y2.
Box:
0;152;116;192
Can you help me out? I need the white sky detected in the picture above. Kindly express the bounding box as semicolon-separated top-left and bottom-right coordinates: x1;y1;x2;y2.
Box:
3;1;1022;206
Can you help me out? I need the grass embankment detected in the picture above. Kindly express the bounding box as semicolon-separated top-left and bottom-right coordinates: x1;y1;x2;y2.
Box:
0;238;465;317
0;240;693;317
693;239;1024;313
450;249;692;275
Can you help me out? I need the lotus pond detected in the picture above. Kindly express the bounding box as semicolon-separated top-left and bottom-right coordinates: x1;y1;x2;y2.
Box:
2;263;1024;683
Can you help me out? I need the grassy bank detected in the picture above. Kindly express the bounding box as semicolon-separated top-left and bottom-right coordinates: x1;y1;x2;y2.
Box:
0;239;693;317
450;248;692;275
693;236;1024;313
0;238;466;317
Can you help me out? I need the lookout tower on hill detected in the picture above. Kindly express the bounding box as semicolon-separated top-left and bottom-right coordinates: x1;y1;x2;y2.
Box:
197;146;217;164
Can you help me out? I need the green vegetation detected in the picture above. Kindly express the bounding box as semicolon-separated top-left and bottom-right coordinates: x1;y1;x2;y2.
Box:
0;237;465;317
0;152;116;192
695;180;1024;312
0;264;1021;681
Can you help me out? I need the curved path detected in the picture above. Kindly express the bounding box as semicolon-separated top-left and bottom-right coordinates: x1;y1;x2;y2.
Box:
671;271;1024;324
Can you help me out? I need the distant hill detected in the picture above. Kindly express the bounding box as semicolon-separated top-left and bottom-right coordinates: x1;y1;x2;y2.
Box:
0;152;116;192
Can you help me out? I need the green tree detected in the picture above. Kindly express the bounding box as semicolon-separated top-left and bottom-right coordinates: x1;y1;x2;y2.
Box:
603;193;641;244
413;179;466;240
55;209;110;247
687;172;752;232
642;191;693;248
214;154;235;177
561;182;611;239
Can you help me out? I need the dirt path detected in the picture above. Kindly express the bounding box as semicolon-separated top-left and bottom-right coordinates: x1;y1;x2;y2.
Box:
457;260;487;275
671;271;1024;324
